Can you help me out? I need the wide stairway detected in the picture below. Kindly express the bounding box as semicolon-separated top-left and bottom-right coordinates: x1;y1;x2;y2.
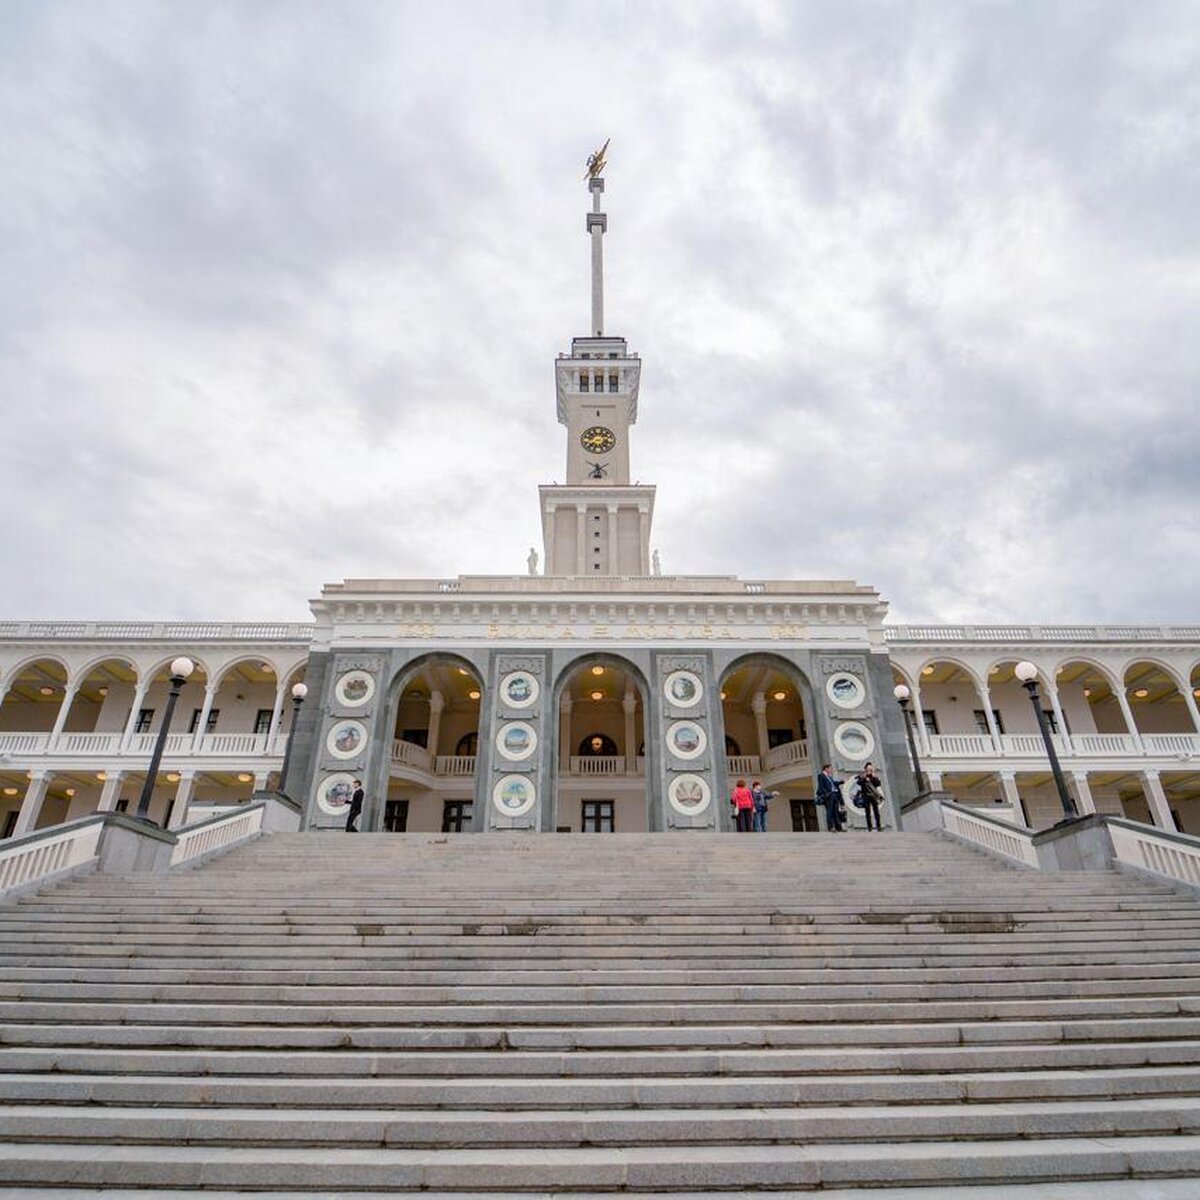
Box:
1;832;1200;1198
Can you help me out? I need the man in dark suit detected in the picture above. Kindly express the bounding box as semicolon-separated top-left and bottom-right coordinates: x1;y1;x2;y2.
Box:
816;764;845;833
345;779;364;833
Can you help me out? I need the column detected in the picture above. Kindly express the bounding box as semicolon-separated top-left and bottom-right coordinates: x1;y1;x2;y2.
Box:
1181;679;1200;735
47;680;81;750
253;770;270;792
638;506;650;575
1045;679;1074;755
1114;686;1145;752
1070;771;1096;816
1141;769;1177;831
998;771;1022;814
427;691;445;762
560;695;573;772
168;770;196;830
588;176;605;335
912;685;932;755
265;681;288;751
96;771;126;813
751;693;769;761
13;771;52;837
574;505;587;575
191;683;218;752
623;688;637;776
119;681;148;752
607;504;619;576
978;684;1003;753
926;770;944;792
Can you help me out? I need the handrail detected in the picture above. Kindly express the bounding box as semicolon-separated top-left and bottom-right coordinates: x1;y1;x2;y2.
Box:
939;800;1040;868
1106;817;1200;890
169;803;265;867
0;815;108;895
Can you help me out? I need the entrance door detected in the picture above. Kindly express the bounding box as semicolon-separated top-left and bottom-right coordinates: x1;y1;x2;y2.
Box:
384;799;409;832
789;797;820;832
441;800;473;832
581;800;615;832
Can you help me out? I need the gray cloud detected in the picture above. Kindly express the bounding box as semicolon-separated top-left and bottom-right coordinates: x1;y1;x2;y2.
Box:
1;0;1197;624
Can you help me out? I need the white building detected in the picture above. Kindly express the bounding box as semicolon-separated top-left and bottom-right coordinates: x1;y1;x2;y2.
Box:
3;170;1198;838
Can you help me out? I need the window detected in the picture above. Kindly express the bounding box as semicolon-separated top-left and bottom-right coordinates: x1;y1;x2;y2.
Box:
1;811;16;840
441;800;472;833
724;734;741;756
767;727;795;749
608;374;618;393
922;711;940;735
581;800;614;832
384;799;410;832
579;374;589;392
115;798;129;813
454;731;478;756
593;373;603;391
401;729;428;749
1043;709;1060;734
593;563;601;570
254;709;273;735
973;709;1004;735
134;709;154;734
189;708;219;735
163;801;174;828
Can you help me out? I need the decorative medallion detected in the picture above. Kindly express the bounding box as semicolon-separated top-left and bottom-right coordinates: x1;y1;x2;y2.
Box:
316;773;355;816
663;669;703;708
492;774;536;818
833;721;875;761
499;670;539;709
334;669;375;708
326;719;367;760
826;672;865;710
667;773;712;816
495;721;538;762
666;719;707;761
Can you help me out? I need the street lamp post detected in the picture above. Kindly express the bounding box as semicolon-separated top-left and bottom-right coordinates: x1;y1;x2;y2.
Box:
893;684;928;795
278;682;308;798
1014;661;1078;821
134;656;194;824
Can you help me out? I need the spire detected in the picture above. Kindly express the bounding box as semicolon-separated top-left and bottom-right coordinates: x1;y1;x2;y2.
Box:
584;139;609;336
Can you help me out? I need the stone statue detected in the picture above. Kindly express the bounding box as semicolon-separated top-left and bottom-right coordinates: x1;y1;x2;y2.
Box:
527;547;539;576
652;549;661;576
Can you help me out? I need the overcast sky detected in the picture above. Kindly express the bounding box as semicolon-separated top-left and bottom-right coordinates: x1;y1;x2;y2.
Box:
3;1;1198;625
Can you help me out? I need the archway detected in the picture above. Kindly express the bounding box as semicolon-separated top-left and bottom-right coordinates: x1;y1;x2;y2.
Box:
386;655;483;833
554;656;649;833
718;656;814;833
1122;661;1197;741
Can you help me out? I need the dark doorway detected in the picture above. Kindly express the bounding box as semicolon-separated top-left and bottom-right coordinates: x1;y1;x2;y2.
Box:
577;733;618;756
581;800;615;832
384;799;410;832
789;797;820;832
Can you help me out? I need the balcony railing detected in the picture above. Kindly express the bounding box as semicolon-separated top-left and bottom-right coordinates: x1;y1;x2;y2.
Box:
569;756;626;775
726;755;761;777
927;733;995;757
1066;733;1136;756
1143;733;1200;757
434;755;476;776
391;739;433;772
763;739;810;771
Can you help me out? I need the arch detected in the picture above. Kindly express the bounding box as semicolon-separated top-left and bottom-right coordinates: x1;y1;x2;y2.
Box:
454;731;478;757
912;656;990;696
1046;654;1123;693
1120;659;1196;735
209;654;285;692
71;653;140;686
1120;656;1192;698
0;657;72;736
140;654;214;687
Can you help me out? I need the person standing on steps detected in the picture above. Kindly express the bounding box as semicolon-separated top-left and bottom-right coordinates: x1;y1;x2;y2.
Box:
816;764;846;833
855;761;885;832
345;779;364;833
730;778;755;833
750;779;777;833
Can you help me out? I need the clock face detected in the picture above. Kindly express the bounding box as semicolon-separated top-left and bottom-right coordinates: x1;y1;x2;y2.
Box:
580;426;616;454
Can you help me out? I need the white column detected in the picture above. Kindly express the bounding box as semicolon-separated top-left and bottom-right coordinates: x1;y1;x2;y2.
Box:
266;681;288;747
638;506;650;575
1141;769;1176;831
96;771;126;813
1181;682;1200;735
253;770;270;793
168;771;196;830
1070;771;1096;816
427;691;445;761
607;504;619;576
999;771;1022;813
47;680;81;750
912;685;932;754
751;693;769;760
1045;679;1073;755
120;681;148;752
588;176;605;335
191;683;218;752
574;505;587;575
926;769;944;791
978;684;1003;753
560;695;573;772
1114;686;1145;752
13;771;52;837
623;688;637;776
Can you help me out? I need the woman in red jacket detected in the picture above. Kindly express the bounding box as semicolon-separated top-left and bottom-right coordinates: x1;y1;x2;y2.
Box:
730;778;755;833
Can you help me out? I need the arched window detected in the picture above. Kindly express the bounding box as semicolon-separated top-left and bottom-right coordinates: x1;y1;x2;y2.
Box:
725;734;741;756
578;732;618;756
455;731;478;756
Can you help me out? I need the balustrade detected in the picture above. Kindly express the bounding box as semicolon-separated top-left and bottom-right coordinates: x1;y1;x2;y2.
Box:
927;733;994;757
391;739;434;772
726;755;761;776
762;739;809;771
569;756;625;775
434;755;477;776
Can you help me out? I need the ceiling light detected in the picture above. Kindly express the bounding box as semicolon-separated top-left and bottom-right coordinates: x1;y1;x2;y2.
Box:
38;685;55;695
921;666;934;676
1083;688;1092;697
1133;688;1149;698
97;686;108;696
237;773;253;783
95;772;106;781
591;691;604;701
591;665;604;675
457;667;469;676
719;691;726;700
166;773;180;783
772;690;787;701
64;788;75;797
260;662;274;673
2;787;16;796
468;690;481;701
1194;688;1200;699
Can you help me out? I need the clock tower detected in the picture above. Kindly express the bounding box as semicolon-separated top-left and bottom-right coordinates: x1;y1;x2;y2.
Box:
539;154;656;576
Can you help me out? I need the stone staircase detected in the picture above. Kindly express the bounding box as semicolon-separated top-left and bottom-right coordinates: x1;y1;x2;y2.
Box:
1;830;1200;1198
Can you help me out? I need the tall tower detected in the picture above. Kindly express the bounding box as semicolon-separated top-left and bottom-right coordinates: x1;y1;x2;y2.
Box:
539;148;655;576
